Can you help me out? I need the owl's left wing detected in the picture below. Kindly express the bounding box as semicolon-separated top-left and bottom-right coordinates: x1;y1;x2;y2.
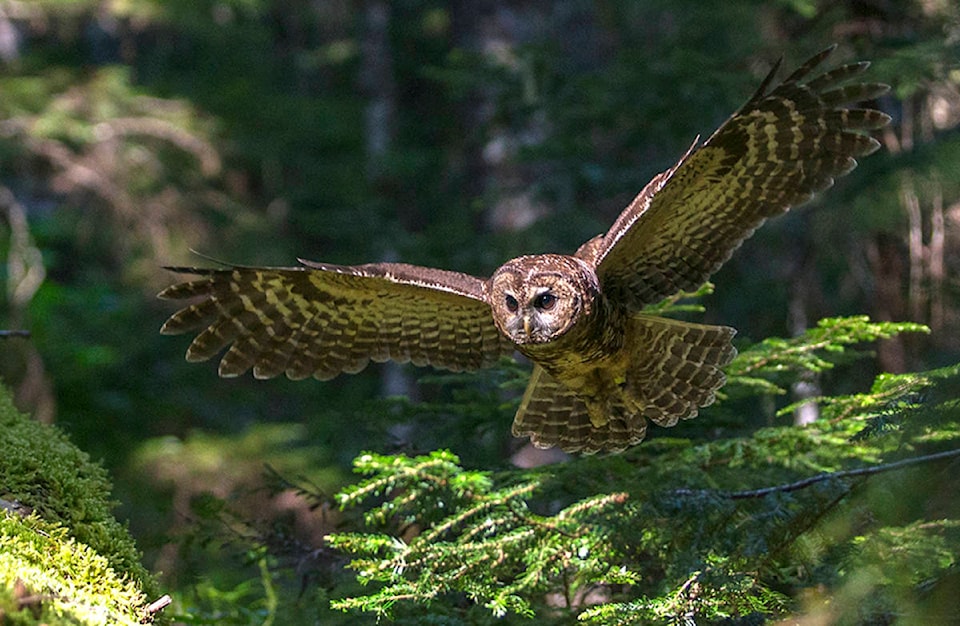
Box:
578;47;890;310
159;261;514;380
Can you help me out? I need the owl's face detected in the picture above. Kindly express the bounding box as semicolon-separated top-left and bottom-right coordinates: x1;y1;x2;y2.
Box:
489;255;599;345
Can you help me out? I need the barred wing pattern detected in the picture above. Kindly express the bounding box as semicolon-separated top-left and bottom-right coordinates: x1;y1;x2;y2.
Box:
159;263;514;380
580;47;891;311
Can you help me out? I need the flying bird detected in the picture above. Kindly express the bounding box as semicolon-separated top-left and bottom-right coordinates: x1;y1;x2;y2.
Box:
159;47;889;453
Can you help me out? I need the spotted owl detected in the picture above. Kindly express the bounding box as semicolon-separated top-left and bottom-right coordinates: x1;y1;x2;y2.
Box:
159;48;889;453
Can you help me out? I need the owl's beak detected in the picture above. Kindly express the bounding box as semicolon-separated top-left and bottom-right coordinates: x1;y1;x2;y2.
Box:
523;315;532;339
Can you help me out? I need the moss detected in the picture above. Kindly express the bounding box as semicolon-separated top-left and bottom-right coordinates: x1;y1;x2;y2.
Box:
0;383;162;624
0;515;148;624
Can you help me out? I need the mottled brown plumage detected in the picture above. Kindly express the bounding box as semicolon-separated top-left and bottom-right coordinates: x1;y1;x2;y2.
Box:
160;48;889;453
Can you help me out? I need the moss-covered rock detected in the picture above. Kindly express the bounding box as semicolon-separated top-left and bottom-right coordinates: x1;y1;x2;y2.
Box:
0;383;163;624
0;514;150;624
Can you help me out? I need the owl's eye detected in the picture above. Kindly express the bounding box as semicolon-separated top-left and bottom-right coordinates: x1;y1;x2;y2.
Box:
533;292;557;311
505;294;519;313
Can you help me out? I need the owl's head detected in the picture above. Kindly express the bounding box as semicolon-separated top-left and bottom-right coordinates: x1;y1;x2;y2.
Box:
489;254;599;345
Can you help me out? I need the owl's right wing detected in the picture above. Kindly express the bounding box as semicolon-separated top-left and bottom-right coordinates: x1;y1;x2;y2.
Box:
159;261;515;380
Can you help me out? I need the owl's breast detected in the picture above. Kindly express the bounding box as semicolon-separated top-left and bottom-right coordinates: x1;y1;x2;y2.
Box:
517;294;626;376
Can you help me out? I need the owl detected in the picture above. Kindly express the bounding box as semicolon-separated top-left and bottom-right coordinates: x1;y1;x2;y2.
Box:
160;47;889;453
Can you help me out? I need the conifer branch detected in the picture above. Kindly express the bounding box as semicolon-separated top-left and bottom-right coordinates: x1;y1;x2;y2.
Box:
724;317;928;384
674;448;960;500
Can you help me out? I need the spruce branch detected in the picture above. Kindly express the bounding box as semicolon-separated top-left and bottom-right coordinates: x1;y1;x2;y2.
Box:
642;282;715;316
723;317;929;398
327;354;960;621
673;447;960;500
418;481;539;543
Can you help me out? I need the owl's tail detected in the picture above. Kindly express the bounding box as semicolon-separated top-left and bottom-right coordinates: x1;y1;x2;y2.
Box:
511;316;736;454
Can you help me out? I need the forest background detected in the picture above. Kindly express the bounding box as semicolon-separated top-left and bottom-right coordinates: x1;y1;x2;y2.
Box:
1;0;960;623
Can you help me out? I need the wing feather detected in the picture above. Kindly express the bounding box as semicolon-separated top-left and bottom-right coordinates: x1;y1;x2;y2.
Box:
159;261;515;380
581;47;890;310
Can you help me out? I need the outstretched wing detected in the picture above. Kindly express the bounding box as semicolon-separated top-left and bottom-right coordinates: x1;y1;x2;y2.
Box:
578;47;890;310
159;261;515;380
